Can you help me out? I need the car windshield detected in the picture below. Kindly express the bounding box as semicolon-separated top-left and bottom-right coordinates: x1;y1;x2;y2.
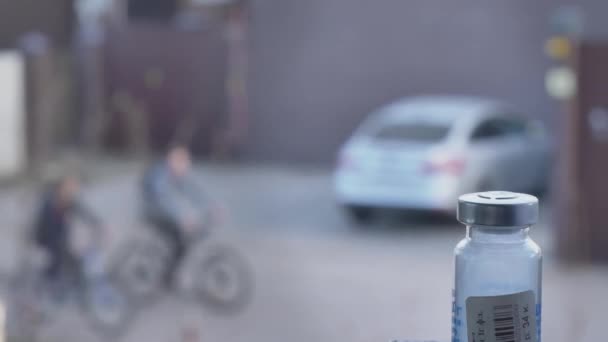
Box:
371;122;450;143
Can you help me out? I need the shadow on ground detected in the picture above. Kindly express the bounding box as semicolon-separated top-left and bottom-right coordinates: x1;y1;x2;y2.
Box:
346;208;459;235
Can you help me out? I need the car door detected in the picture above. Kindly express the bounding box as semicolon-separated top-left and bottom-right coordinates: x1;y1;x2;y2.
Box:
468;117;526;191
504;117;549;191
490;114;549;191
522;119;552;190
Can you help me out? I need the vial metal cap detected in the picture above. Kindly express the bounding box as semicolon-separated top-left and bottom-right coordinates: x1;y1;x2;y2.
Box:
457;191;539;227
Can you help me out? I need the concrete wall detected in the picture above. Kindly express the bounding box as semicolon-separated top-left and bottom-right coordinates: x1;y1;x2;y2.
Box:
0;0;74;49
246;0;562;163
0;52;26;177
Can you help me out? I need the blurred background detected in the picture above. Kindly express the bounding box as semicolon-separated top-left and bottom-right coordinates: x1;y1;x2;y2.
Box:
0;0;606;341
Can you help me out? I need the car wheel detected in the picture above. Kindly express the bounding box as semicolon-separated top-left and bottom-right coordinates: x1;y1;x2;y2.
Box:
344;205;375;224
529;181;549;198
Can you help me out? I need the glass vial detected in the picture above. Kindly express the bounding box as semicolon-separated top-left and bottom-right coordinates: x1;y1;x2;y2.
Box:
452;191;542;342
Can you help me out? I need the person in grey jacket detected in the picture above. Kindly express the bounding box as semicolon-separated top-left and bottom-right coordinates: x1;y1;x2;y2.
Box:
142;144;207;286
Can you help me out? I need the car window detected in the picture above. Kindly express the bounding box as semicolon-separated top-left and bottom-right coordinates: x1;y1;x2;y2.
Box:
502;117;528;135
372;123;450;143
471;118;526;141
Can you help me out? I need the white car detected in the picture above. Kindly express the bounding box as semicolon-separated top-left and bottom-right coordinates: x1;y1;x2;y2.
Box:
334;96;551;222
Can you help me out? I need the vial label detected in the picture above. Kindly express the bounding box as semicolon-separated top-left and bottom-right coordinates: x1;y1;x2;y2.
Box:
452;289;463;342
465;290;538;342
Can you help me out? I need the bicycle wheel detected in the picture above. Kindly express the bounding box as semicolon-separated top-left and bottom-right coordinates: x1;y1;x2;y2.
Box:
82;278;135;338
5;266;56;339
5;295;43;341
5;287;45;340
190;243;253;314
111;238;168;305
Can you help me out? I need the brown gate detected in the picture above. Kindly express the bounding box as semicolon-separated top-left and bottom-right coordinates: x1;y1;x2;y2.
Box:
103;23;227;156
557;40;608;262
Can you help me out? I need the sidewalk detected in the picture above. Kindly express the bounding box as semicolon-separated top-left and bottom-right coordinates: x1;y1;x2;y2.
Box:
0;160;605;342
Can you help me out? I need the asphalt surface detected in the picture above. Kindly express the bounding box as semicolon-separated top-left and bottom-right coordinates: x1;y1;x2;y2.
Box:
0;162;606;342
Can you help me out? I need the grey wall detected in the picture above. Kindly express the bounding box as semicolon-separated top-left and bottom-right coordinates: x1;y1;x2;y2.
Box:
246;0;608;163
0;0;74;49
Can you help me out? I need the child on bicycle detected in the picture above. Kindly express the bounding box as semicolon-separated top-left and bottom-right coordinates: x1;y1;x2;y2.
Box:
33;174;104;284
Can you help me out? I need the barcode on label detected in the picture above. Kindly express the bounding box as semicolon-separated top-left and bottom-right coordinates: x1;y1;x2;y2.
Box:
465;290;538;342
493;305;515;342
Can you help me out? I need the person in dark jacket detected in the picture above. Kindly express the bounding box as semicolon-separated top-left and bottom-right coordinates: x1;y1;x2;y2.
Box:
142;144;207;286
33;174;103;282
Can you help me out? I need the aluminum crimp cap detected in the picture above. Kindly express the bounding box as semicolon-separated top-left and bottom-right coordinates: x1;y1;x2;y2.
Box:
457;191;539;227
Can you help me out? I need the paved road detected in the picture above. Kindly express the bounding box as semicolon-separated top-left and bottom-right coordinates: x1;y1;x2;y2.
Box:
0;162;606;342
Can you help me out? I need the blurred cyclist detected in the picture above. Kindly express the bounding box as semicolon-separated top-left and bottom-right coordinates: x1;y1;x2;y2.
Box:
141;143;207;287
33;174;103;284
